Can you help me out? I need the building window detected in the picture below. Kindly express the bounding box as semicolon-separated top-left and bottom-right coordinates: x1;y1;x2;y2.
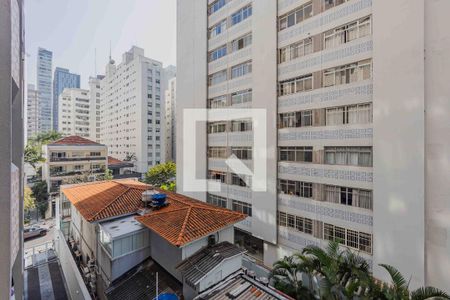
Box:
206;193;227;208
208;147;227;158
231;119;252;132
231;173;251;188
324;0;349;11
278;110;312;128
278;147;313;163
278;211;313;235
208;70;227;86
278;179;313;198
279;37;313;63
324;16;372;49
209;45;227;62
278;2;313;31
231;89;252;105
231;147;252;160
326;103;372;126
279;74;313;96
90;152;101;157
208;170;226;183
231;61;252;79
323;223;372;254
232;200;252;216
209;19;227;38
208;0;226;15
325;146;372;167
325;185;373;210
324;59;372;88
231;33;252;52
208;95;227;108
231;5;252;26
208;122;227;133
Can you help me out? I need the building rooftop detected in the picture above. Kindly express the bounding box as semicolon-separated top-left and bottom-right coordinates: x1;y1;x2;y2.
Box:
108;156;134;168
49;135;105;146
99;215;146;239
61;179;150;222
177;242;246;286
195;272;293;300
135;191;246;247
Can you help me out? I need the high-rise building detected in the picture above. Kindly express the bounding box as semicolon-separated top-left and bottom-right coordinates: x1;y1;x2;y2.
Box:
176;0;450;292
99;46;175;173
89;75;104;143
36;47;53;133
26;84;39;139
58;88;91;137
53;67;80;131
164;77;176;162
0;0;25;297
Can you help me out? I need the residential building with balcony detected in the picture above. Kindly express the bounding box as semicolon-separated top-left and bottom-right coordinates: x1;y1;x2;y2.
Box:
36;47;53;133
26;83;39;139
52;67;80;131
176;0;450;292
42;136;107;217
58;88;91;137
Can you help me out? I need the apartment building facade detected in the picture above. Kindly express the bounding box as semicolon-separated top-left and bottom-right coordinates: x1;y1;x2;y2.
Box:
177;0;450;291
89;75;104;143
0;0;25;297
99;46;175;173
53;67;81;131
165;77;177;162
58;88;91;137
37;47;53;133
26;83;39;139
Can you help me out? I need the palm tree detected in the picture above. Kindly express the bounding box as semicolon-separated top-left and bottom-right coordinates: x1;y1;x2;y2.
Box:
378;264;450;300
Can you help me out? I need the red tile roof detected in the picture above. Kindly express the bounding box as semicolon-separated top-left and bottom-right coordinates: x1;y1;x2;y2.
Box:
61;180;150;222
107;156;124;166
135;191;246;247
49;135;103;146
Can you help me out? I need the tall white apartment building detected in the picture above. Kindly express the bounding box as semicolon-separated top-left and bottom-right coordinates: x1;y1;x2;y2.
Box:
26;84;39;138
99;46;175;173
89;75;104;143
36;47;53;133
176;0;450;291
58;88;91;137
164;77;176;162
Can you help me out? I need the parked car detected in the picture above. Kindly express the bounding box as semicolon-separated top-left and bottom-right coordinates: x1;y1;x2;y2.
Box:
24;226;47;240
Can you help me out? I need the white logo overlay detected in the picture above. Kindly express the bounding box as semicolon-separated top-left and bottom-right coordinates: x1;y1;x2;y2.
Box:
182;108;267;192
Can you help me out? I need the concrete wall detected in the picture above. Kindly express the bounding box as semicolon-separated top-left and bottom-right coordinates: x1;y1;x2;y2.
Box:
111;246;151;282
182;226;234;259
150;231;183;281
372;0;425;288
424;0;450;292
70;206;98;262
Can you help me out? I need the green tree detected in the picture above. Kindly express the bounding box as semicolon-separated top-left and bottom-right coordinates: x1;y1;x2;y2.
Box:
103;168;114;180
144;162;176;187
24;186;35;211
31;181;49;219
29;131;63;145
160;182;176;192
24;144;45;170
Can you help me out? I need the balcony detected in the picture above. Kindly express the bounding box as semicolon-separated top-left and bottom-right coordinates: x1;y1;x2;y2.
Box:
207;181;252;202
209;46;252;75
50;168;105;178
50;156;106;163
208;131;253;147
208;158;253;172
209;17;252;51
208;74;252;98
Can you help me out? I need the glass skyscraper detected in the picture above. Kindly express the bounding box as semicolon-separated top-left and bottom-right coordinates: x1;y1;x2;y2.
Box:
53;67;80;131
36;47;53;133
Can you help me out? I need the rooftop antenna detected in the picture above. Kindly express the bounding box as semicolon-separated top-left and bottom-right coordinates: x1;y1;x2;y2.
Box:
108;40;115;65
94;48;97;76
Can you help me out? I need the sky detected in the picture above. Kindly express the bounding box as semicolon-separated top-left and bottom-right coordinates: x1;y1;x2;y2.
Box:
25;0;176;89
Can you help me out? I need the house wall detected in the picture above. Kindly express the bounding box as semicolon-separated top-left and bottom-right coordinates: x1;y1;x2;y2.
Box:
111;244;151;282
182;226;234;259
70;205;98;263
149;231;183;281
198;256;242;292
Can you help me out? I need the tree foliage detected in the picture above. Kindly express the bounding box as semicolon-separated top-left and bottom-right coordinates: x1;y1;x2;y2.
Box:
24;186;35;211
24;144;45;170
29;131;63;145
25;131;63;173
144;162;176;187
31;181;49;218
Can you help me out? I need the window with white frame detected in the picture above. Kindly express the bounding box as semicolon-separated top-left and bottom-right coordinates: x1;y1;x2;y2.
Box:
232;200;252;216
231;147;252;160
231;173;252;188
208;170;226;183
209;19;227;38
279;37;313;63
231;89;252;105
278;146;313;163
323;0;349;11
278;179;313;198
277;211;313;235
278;2;313;31
325;185;373;210
326;103;372;126
279;74;313;96
231;33;252;53
231;5;252;26
206;193;227;208
209;45;227;62
323;59;372;88
231;61;252;79
231;119;252;132
323;223;372;254
208;122;227;133
279;110;313;128
208;0;226;15
324;16;372;49
208;95;228;108
325;146;372;167
208;147;227;158
208;70;227;86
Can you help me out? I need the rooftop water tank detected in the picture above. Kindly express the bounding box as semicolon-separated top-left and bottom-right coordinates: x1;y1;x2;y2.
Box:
151;193;167;208
153;293;178;300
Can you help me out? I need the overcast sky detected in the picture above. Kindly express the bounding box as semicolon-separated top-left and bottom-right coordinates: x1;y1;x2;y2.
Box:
25;0;176;89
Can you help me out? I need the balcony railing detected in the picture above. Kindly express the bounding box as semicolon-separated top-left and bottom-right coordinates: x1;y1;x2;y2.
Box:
50;168;105;177
50;156;106;162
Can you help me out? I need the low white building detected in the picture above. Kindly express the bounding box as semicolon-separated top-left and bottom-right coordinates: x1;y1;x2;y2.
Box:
58;88;91;137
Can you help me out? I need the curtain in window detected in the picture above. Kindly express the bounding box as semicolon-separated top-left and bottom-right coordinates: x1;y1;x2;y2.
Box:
348;149;359;166
335;147;347;164
359;149;372;167
326;107;344;125
347;105;359;124
326;186;339;203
